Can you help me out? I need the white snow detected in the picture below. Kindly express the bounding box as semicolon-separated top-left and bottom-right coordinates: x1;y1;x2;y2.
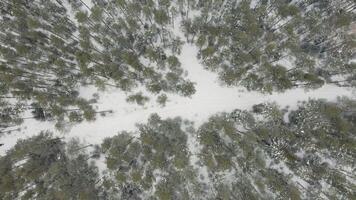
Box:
1;1;355;157
0;42;355;156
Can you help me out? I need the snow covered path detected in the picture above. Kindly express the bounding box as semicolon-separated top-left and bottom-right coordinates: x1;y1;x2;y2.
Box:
0;43;354;155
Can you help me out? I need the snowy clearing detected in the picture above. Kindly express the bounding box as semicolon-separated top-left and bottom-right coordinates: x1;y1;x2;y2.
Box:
1;43;354;155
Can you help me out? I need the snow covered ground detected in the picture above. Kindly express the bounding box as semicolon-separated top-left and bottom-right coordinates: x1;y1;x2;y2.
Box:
0;43;354;156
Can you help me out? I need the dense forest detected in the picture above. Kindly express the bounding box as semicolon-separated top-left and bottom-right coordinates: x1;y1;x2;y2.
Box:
0;0;355;199
1;98;356;199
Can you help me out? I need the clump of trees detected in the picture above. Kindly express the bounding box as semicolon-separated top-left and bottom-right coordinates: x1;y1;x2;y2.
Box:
1;98;355;199
0;132;103;199
183;0;356;92
197;97;356;199
100;114;203;199
0;0;100;132
0;0;195;133
70;0;196;96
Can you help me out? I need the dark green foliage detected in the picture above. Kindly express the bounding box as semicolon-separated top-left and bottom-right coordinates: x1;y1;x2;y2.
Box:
126;92;150;106
184;0;356;92
69;0;196;97
2;98;355;199
0;132;103;200
1;1;355;199
101;114;202;199
0;0;196;133
156;93;168;107
196;97;356;199
99;98;356;199
0;0;97;131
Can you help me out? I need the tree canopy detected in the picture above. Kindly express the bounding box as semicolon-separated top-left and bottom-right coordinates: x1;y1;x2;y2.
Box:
2;98;355;199
183;0;356;92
